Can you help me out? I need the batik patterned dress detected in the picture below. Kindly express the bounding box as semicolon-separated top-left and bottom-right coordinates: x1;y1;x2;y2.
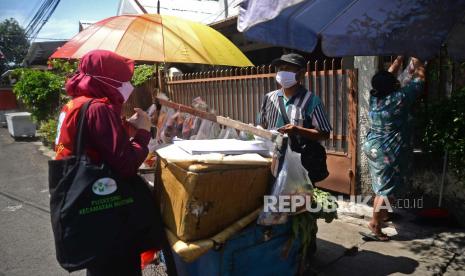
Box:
363;78;424;196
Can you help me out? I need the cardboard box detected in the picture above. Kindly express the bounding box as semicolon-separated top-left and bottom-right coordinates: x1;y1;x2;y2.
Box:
158;158;271;242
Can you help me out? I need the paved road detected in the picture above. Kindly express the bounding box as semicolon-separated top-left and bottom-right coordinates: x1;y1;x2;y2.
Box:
0;127;85;276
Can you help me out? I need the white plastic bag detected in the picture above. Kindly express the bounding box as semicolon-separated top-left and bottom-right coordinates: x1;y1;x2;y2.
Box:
193;119;213;140
398;58;415;87
258;143;313;225
157;108;176;144
223;127;239;139
253;126;276;157
210;123;221;139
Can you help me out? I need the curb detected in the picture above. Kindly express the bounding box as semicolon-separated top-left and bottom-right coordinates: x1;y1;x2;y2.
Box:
33;141;55;159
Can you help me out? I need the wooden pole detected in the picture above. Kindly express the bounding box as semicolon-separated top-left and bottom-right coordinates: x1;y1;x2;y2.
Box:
155;97;278;141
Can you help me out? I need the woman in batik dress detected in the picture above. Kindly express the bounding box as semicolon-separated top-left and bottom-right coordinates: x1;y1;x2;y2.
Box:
363;56;425;241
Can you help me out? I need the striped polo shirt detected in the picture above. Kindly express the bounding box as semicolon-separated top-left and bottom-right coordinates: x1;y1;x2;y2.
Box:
260;86;332;133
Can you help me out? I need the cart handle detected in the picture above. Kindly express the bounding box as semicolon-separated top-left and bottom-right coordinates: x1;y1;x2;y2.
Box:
155;97;278;141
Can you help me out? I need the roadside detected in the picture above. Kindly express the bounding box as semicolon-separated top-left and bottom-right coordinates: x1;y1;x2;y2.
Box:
0;127;85;276
1;126;464;276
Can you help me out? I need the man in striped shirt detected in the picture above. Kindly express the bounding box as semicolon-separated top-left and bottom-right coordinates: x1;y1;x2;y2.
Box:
260;53;331;183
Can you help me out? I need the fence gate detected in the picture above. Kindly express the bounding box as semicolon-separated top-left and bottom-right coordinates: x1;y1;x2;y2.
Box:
166;61;358;195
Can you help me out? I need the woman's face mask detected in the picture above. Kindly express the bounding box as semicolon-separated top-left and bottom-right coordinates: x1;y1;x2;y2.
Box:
276;71;297;89
87;74;134;102
116;81;134;102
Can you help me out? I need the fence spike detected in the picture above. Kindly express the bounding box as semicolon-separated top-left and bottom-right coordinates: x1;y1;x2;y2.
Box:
332;59;336;71
324;59;328;71
314;60;318;72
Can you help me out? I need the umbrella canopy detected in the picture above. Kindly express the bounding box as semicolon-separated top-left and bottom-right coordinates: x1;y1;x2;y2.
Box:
238;0;465;60
51;14;253;67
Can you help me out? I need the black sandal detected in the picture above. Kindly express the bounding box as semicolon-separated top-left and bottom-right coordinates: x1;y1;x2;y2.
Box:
359;231;390;242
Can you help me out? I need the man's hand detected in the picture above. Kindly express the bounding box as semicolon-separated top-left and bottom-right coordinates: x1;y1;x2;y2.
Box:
279;124;330;141
127;108;151;132
278;124;298;135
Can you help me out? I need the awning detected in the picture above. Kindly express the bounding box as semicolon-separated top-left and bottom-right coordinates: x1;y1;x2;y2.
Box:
238;0;465;60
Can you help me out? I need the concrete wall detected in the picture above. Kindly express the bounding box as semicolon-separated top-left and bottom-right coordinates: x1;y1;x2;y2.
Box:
354;56;379;195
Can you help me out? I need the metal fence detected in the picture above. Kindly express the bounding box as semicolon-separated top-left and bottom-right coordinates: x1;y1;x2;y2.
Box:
166;60;356;154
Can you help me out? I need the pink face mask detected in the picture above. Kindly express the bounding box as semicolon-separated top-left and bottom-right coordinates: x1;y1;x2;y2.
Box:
87;74;134;102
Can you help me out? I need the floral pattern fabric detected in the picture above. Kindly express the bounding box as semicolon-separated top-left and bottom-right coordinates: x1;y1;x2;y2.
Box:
363;78;424;196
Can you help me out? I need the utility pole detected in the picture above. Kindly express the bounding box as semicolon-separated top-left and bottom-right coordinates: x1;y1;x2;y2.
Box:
224;0;229;18
133;0;148;13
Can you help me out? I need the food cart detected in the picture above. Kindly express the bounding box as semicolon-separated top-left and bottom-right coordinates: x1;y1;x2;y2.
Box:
145;97;307;276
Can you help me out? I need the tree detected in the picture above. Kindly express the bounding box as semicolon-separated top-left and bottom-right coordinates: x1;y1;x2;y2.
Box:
0;18;30;74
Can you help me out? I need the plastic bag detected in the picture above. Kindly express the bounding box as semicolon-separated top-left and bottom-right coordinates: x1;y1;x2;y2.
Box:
254;126;276;157
238;125;255;140
181;114;196;139
210;123;221;138
190;117;202;138
397;58;415;87
155;106;171;140
192;97;209;111
258;143;313;226
146;104;157;117
193;119;212;140
218;127;239;139
161;111;187;144
192;119;221;140
157;108;176;143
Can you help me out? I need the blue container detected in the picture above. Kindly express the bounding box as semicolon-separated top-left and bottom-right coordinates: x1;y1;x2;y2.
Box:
173;222;301;276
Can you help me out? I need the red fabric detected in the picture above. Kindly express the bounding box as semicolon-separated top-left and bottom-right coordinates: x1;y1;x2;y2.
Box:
140;250;158;269
56;50;149;178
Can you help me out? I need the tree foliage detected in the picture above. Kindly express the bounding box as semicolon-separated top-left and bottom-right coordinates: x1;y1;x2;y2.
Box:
423;86;465;180
0;18;29;74
48;59;78;76
131;64;155;87
12;68;65;122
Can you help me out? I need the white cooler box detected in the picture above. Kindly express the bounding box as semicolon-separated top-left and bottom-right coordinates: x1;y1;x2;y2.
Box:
5;112;36;137
0;110;17;127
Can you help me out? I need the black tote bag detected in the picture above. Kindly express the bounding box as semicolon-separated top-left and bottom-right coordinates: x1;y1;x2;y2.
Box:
48;100;163;272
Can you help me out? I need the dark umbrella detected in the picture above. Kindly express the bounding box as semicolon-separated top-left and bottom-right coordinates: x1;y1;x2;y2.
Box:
238;0;465;60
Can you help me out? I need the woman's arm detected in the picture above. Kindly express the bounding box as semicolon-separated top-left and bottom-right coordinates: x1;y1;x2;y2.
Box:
86;102;150;178
388;56;404;75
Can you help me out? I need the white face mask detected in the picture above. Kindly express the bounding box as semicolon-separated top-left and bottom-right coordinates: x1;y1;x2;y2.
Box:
87;74;134;102
276;71;297;89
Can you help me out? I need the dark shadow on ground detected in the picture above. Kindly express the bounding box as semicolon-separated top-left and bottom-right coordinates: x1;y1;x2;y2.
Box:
306;239;419;276
11;136;39;142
